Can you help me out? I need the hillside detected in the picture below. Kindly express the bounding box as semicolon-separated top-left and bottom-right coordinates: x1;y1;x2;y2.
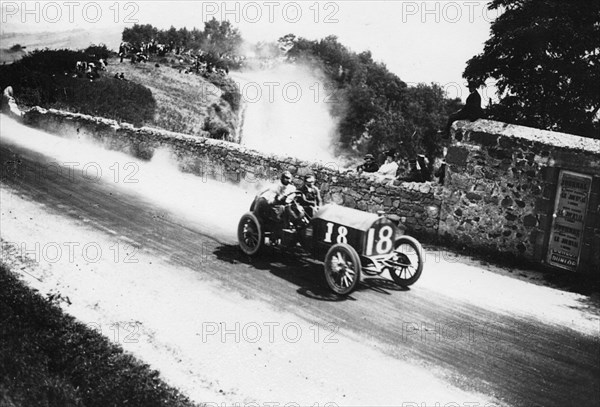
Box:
104;57;238;139
0;46;239;140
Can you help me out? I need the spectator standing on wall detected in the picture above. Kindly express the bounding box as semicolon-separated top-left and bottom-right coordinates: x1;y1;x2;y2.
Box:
444;80;484;137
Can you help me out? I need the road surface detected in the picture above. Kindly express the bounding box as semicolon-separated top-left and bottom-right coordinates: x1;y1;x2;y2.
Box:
1;116;598;406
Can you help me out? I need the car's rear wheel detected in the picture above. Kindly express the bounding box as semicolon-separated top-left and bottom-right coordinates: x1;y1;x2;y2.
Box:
238;213;263;256
324;243;361;295
387;236;424;287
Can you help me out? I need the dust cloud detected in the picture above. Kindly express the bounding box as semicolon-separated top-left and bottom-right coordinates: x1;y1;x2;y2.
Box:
0;115;271;242
231;63;342;164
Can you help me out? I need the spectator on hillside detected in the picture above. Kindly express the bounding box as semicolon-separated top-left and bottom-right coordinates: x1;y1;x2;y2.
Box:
444;80;484;137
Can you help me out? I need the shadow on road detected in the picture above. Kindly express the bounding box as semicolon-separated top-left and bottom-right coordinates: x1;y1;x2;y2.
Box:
213;244;410;301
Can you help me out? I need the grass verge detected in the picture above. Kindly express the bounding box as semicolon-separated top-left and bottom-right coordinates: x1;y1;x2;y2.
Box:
0;263;199;407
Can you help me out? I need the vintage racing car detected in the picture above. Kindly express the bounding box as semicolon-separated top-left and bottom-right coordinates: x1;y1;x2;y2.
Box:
237;192;424;295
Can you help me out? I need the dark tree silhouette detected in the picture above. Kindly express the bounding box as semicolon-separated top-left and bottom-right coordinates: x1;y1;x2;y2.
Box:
464;0;600;138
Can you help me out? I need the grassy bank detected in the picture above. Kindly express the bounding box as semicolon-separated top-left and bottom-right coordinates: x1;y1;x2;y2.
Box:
104;56;237;138
0;264;199;407
0;48;240;139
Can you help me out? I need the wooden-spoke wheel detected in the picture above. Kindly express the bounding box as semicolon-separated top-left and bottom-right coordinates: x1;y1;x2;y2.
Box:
387;236;424;287
324;243;361;295
238;213;264;256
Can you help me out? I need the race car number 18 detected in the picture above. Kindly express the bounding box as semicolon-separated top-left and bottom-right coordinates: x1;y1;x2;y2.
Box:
323;222;394;255
365;225;394;255
323;222;348;244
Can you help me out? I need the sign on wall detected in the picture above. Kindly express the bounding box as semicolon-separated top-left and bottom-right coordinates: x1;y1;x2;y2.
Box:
547;170;592;271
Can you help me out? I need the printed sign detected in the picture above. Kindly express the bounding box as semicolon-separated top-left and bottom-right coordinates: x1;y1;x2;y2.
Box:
547;170;592;271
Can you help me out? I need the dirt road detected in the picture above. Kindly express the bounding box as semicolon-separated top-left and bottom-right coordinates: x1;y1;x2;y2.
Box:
1;117;598;406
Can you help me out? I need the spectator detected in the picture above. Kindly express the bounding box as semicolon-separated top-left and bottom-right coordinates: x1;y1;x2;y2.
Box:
444;80;484;137
396;154;432;182
1;86;22;118
376;150;399;179
435;160;447;185
416;154;431;182
357;154;379;174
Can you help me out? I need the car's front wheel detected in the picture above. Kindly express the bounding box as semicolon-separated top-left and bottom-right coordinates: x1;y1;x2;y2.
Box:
324;243;361;295
387;236;424;287
238;213;264;256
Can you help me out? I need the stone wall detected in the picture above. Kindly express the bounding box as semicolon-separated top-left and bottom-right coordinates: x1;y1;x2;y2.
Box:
18;107;600;273
440;119;600;272
21;107;442;239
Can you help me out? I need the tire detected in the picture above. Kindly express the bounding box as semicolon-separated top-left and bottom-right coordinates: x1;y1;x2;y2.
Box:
324;243;362;295
388;236;424;287
238;213;263;256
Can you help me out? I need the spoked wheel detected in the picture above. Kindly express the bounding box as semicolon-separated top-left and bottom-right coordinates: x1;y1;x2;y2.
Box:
324;243;361;295
387;236;424;287
237;213;264;256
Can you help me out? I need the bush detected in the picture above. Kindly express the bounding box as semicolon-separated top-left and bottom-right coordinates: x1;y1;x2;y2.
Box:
0;49;156;127
84;44;111;60
19;49;83;74
206;73;241;112
202;116;230;139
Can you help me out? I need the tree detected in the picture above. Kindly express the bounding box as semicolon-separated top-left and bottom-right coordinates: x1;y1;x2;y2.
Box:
464;0;600;137
201;18;242;56
122;24;158;45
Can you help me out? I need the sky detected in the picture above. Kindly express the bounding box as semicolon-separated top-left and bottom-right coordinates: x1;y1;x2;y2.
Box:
0;0;499;101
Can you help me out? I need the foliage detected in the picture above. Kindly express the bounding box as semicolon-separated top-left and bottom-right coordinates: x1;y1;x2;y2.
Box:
201;18;243;56
464;0;600;138
18;48;83;73
84;43;112;60
202;116;230;139
206;72;241;112
281;35;461;158
122;23;160;45
0;49;156;126
122;19;242;56
0;265;198;407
